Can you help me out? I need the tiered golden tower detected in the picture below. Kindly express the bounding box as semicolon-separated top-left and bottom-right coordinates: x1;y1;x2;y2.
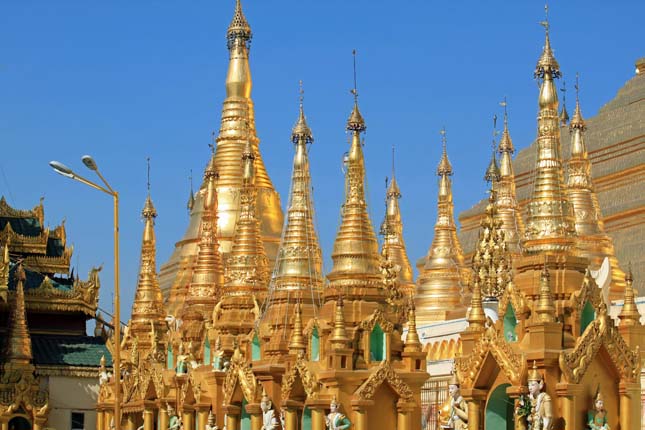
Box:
415;133;468;323
565;78;626;300
92;3;644;430
157;0;284;298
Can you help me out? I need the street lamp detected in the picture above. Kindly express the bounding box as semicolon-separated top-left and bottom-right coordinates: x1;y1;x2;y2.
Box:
49;156;121;430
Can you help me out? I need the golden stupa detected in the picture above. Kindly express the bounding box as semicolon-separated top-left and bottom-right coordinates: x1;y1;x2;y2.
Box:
93;3;644;430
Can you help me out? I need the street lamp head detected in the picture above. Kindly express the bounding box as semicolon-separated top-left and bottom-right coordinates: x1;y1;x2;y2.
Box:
49;161;75;179
82;155;98;171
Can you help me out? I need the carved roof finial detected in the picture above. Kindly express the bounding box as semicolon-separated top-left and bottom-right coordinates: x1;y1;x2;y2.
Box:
347;50;366;132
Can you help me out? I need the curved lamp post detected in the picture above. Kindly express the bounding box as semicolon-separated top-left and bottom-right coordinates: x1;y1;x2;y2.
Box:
50;157;121;430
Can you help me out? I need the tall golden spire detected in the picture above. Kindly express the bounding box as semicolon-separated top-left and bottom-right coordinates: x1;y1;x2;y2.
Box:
566;74;626;298
270;83;322;296
618;266;641;327
7;263;32;365
523;8;577;253
327;52;382;301
380;148;414;296
223;139;270;296
261;83;323;360
415;129;467;323
496;99;525;256
182;153;225;330
158;0;284;296
130;163;166;347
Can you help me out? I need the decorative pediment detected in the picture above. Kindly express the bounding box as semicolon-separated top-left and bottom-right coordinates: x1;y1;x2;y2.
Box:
0;365;48;420
359;308;394;334
281;354;320;401
223;354;258;404
455;325;525;387
353;361;413;402
568;270;603;314
559;304;640;384
497;280;529;320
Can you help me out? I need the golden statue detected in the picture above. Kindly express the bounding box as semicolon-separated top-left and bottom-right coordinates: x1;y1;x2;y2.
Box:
527;362;552;430
588;390;609;430
439;371;467;429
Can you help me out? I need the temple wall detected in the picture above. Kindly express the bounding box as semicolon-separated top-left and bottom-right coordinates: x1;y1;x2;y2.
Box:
47;376;99;430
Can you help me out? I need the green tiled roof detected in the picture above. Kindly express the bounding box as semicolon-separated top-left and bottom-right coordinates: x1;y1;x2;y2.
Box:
0;217;42;237
8;262;73;292
32;335;111;367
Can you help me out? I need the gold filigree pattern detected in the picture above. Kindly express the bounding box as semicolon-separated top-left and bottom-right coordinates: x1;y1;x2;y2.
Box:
559;304;640;383
223;354;259;404
353;361;413;402
359;308;394;334
281;355;320;401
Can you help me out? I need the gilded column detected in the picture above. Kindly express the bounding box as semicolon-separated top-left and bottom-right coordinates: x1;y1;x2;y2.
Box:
158;407;168;430
97;410;105;430
182;409;194;430
285;408;299;430
143;408;154;430
522;22;577;253
246;403;262;430
416;131;467;323
196;408;208;430
555;383;583;430
125;414;136;430
566;81;625;299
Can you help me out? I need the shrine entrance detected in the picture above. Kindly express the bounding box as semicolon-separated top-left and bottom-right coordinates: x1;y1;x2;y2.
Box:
485;383;514;430
8;416;32;430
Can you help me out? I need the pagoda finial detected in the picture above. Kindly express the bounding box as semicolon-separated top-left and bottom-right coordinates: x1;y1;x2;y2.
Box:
484;115;501;184
498;98;514;154
288;302;307;354
187;169;195;212
330;296;349;349
535;259;556;323
227;0;252;48
570;73;585;131
466;265;486;332
437;128;453;177
7;262;32;364
619;264;641;326
559;79;570;126
404;299;422;352
536;3;560;79
347;50;366;132
291;80;313;144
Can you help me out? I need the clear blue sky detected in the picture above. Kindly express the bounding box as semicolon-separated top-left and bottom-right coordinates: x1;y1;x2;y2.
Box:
1;1;642;324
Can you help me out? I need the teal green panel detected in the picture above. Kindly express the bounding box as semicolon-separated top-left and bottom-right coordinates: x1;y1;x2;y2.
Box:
370;324;385;362
204;338;211;365
581;301;595;335
252;334;261;361
485;383;514;430
503;303;518;342
167;344;173;370
241;399;251;430
311;327;320;362
303;407;312;430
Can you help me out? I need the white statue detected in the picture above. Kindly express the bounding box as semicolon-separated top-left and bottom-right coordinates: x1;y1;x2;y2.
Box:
260;388;279;430
205;410;219;430
98;355;111;385
325;396;350;430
